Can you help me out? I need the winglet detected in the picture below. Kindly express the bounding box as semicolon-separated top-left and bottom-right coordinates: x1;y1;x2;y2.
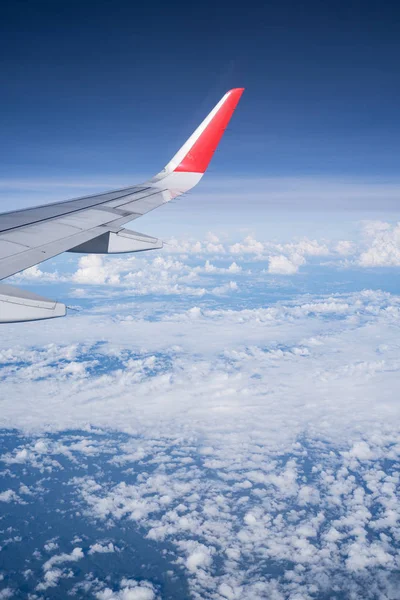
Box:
163;88;244;175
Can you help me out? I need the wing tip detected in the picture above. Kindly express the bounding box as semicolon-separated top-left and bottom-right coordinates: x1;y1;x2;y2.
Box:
173;87;245;174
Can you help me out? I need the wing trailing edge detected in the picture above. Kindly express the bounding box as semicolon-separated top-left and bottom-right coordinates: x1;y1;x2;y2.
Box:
69;229;163;254
0;285;66;323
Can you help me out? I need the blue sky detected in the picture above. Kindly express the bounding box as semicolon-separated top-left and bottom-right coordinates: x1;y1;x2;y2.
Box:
2;0;400;247
2;0;400;185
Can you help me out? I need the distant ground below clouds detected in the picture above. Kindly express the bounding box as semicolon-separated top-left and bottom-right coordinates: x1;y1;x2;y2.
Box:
1;226;400;599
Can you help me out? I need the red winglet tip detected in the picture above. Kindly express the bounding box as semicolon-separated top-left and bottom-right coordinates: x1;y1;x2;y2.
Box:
174;88;245;174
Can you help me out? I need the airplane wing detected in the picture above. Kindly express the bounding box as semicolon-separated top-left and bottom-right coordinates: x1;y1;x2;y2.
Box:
0;88;244;323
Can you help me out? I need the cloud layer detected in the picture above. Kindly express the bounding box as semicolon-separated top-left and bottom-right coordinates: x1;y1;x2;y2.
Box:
1;286;400;597
2;227;400;598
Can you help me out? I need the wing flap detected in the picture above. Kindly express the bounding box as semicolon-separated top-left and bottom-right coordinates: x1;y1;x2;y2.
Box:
0;284;66;323
69;229;163;254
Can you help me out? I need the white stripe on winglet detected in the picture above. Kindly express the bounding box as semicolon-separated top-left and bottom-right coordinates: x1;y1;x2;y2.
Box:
162;91;231;174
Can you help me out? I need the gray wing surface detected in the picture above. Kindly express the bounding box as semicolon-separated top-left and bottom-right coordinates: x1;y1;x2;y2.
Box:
0;182;170;281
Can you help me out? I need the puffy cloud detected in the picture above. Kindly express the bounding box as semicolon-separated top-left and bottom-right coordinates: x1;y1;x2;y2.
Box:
12;223;400;304
358;221;400;267
211;281;238;295
17;226;400;298
95;578;158;600
4;235;400;599
60;426;400;599
13;264;66;282
2;289;400;440
183;543;213;572
0;490;22;503
10;231;347;292
89;542;116;554
69;253;237;297
73;254;121;285
195;260;242;274
42;547;84;572
230;236;265;256
44;540;59;552
335;240;355;255
346;441;374;461
35;548;84;591
35;568;76;591
268;254;304;274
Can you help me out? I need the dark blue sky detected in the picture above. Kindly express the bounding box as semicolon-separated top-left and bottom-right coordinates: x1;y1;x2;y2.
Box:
2;0;400;181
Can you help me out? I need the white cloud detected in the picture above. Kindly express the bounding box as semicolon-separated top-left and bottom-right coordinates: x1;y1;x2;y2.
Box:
4;289;393;596
4;242;400;599
13;264;67;282
268;254;304;274
10;231;346;292
35;547;84;591
95;578;158;600
211;281;238;295
73;254;121;285
42;547;84;572
0;490;22;503
194;260;243;275
36;568;74;591
44;540;59;552
15;224;400;298
335;240;355;255
230;236;265;256
358;221;400;267
346;441;374;461
89;542;115;555
184;542;213;572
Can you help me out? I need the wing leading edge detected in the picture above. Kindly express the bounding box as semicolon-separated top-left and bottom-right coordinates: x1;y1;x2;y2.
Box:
0;88;244;322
